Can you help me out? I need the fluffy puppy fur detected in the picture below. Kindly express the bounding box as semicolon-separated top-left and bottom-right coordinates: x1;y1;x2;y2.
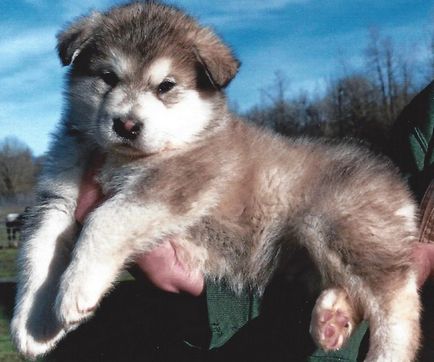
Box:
11;2;420;361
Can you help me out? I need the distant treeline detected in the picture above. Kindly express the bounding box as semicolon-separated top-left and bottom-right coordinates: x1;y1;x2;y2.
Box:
1;30;433;204
244;29;434;152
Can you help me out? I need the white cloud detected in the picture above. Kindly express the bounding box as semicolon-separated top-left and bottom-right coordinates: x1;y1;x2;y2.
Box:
59;0;122;20
23;0;42;5
214;0;310;12
21;0;119;22
172;0;311;28
0;94;61;116
22;0;47;9
176;0;310;12
0;27;58;72
0;58;61;98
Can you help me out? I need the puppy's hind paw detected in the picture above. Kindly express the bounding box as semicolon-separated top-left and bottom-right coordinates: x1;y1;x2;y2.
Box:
310;288;360;351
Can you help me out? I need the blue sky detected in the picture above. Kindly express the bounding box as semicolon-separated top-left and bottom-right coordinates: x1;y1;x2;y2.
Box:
0;0;433;156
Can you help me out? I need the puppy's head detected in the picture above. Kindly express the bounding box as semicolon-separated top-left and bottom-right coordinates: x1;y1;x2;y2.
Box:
58;2;239;156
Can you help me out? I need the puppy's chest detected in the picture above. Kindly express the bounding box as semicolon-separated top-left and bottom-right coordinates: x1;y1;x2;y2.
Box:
97;160;152;196
97;150;232;212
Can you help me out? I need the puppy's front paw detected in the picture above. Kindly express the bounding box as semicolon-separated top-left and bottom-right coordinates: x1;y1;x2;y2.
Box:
310;288;359;351
55;281;100;327
55;257;119;327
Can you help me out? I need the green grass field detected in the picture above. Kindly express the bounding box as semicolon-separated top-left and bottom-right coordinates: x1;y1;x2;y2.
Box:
0;249;18;280
0;204;21;360
0;247;22;362
0;304;22;362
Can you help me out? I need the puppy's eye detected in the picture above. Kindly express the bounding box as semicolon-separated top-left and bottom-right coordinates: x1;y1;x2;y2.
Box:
158;80;176;94
100;70;119;87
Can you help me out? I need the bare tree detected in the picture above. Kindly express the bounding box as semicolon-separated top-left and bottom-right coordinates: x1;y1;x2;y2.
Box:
248;71;326;136
365;30;392;122
0;137;37;199
324;75;373;136
364;29;418;126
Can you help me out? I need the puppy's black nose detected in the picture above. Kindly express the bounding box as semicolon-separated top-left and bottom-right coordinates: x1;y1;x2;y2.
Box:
112;117;143;140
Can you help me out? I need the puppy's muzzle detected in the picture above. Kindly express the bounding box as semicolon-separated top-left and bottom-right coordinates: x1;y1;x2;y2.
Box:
113;117;143;141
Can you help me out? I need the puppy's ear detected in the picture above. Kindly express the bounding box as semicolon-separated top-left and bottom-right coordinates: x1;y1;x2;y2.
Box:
193;28;240;89
56;12;102;66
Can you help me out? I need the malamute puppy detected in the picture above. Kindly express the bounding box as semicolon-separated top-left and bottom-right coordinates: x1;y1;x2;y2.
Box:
11;2;420;361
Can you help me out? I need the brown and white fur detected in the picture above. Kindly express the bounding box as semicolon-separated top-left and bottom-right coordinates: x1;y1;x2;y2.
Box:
11;2;420;361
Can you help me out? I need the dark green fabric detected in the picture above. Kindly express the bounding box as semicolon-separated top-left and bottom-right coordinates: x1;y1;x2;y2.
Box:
390;81;434;200
206;282;261;349
205;281;367;360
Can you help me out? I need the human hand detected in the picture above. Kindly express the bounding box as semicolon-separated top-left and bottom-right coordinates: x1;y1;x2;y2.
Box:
132;240;204;296
413;242;434;287
75;152;204;296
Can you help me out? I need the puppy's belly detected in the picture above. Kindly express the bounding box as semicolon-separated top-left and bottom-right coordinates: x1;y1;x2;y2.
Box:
178;219;319;296
181;216;297;293
189;216;248;260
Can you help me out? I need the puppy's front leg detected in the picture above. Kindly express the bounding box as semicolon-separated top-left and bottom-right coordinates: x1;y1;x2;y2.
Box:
55;196;186;327
11;185;80;358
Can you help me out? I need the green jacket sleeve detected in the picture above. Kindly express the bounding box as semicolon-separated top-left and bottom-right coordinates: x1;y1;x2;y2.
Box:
389;81;434;200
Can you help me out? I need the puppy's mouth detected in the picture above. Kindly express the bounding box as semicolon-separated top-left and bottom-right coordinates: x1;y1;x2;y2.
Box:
112;143;151;157
112;142;173;158
112;143;177;158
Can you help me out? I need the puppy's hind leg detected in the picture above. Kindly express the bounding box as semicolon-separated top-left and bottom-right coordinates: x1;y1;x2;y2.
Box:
311;274;421;361
296;214;420;361
360;272;420;362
